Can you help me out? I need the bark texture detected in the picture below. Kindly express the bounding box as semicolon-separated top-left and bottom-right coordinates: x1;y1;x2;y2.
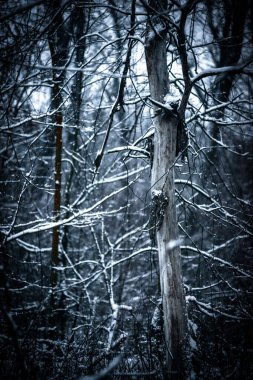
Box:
145;3;187;378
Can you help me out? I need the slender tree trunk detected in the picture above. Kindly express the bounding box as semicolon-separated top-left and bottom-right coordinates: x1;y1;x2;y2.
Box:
51;88;63;288
45;0;70;351
206;0;247;161
145;2;187;378
47;0;69;290
62;6;87;260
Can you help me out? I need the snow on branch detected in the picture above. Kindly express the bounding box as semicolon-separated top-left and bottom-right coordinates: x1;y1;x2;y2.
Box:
106;246;157;269
176;179;253;235
148;97;179;117
192;60;253;86
182;234;252;280
107;145;149;156
186;296;243;320
5;181;135;242
35;64;132;79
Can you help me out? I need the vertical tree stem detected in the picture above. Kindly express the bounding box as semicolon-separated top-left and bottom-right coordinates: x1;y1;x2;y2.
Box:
145;1;187;377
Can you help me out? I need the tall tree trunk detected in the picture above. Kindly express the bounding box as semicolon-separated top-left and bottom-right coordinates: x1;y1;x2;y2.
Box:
62;6;87;260
145;1;187;378
206;0;247;161
47;0;69;290
46;0;70;350
50;82;63;289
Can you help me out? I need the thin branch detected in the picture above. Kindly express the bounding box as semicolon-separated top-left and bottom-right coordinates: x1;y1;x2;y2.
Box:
0;0;44;22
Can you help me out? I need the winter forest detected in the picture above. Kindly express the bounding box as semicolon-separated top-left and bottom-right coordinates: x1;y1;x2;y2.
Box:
0;0;252;379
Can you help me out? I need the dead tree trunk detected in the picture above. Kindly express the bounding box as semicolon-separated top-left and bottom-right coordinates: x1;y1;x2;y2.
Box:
144;1;187;378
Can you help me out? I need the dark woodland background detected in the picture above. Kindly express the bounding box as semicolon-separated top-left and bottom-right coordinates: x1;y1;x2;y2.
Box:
0;0;252;379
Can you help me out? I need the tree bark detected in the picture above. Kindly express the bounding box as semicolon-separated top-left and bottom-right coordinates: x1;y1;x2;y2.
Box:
145;2;187;378
47;0;69;289
206;0;247;160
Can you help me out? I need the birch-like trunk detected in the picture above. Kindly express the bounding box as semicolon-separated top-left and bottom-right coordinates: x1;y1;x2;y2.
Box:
145;4;187;378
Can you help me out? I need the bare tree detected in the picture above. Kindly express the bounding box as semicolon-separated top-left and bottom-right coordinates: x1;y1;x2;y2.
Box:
0;1;252;379
144;0;187;377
